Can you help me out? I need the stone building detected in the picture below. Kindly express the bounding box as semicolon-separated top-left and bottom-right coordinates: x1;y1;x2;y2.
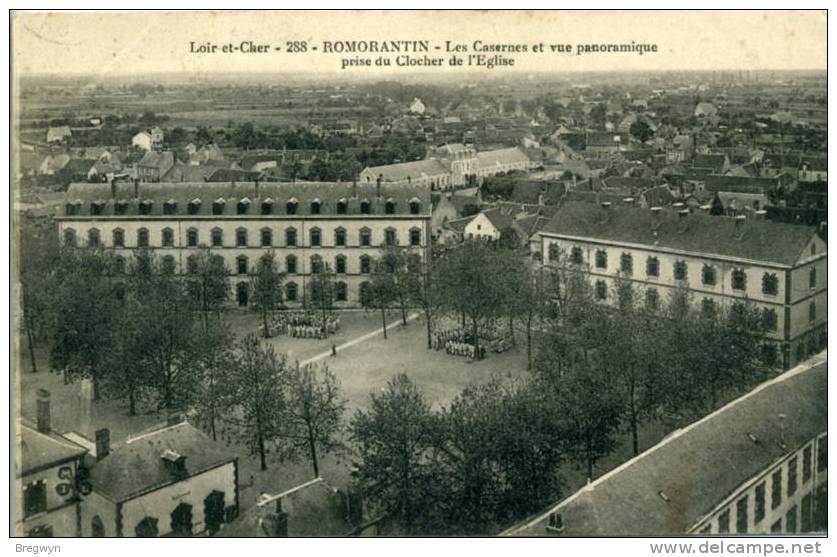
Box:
57;180;432;307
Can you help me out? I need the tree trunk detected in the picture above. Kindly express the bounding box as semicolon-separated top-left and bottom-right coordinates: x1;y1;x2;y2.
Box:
25;322;38;373
381;307;388;339
586;435;594;481
471;317;480;361
92;366;101;401
262;309;270;338
425;310;432;349
461;311;466;329
401;299;407;326
307;426;320;477
508;315;515;346
258;431;267;471
526;315;533;370
128;387;136;416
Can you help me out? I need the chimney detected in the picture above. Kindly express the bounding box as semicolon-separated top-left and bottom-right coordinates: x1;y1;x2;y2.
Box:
110;178;117;199
255;179;260;199
36;389;50;434
352;179;357;198
95;428;110;460
376;174;383;198
133;178;139;199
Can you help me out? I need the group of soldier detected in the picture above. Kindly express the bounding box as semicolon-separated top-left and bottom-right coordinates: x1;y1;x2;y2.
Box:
432;325;513;359
272;311;341;340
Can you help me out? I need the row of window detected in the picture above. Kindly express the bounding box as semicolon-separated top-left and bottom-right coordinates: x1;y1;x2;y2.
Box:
64;226;424;249
702;436;826;534
71;198;423;217
552;244;820;293
592;280;819;330
110;253;413;276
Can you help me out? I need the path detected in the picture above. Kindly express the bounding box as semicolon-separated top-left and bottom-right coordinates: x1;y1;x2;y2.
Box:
299;312;421;367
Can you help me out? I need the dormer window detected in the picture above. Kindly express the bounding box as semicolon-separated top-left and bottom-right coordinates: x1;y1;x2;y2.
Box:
360;199;371;215
212;198;225;215
237;198;251;215
286;198;298;215
311;199;321;215
163;199;177;215
337;198;348;215
409;198;421;215
188;199;201;215
90;200;105;216
385;199;396;215
114;200;128;215
139;200;153;215
161;450;187;477
261;198;273;215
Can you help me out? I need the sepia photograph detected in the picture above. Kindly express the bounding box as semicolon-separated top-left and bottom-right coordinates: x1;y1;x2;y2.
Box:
7;7;829;546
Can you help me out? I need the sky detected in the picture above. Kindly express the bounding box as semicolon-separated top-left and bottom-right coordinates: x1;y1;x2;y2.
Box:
11;10;827;78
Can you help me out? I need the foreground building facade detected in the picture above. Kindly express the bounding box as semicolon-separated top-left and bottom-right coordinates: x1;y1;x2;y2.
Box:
56;180;432;307
538;202;827;369
504;352;827;536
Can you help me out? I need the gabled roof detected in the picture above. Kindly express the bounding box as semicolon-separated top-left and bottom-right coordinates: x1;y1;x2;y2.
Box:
540;201;820;266
505;354;827;536
89;421;235;502
692;154;727;172
479;208;514;231
18;422;88;477
704;175;780;194
363;159;450;182
138;150;174;170
476;147;531;169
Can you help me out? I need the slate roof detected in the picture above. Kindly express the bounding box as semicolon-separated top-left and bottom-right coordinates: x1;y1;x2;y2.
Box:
60;181;432;217
138;150;174;170
363;159;450;182
692;154;727;173
541;201;819;266
505;354;827;536
704;175;780;194
17;422;88;477
89;421;236;502
477;147;531;170
481;208;515;231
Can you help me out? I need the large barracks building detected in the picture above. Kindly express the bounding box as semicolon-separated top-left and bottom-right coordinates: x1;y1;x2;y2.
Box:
56;180;432;307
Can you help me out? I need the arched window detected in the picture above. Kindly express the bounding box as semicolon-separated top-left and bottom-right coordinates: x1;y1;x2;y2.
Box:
286;282;298;302
285;228;297;247
360;199;371;214
385;199;396;214
114;256;126;275
409;198;421;215
211;227;223;247
286;198;298;215
334;228;346;247
161;227;174;247
112;228;125;248
286;255;297;274
63;228;77;247
384;228;397;246
138;200;153;215
310;227;321;247
186;255;198;275
137;228;149;248
360;255;371;274
335;255;347;274
336;282;347;302
261;198;274;215
237;198;251;215
809;268;817;288
65;201;81;216
135;516;159;538
311;199;321;215
162;255;176;275
236;227;248;247
409;228;421;247
359;228;371;247
311;255;323;274
212;198;225;215
237;255;248;275
359;281;372;305
163;199;177;215
261;228;272;247
188;199;201;215
187;228;199;247
91;515;105;537
87;228;101;247
336;199;348;215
